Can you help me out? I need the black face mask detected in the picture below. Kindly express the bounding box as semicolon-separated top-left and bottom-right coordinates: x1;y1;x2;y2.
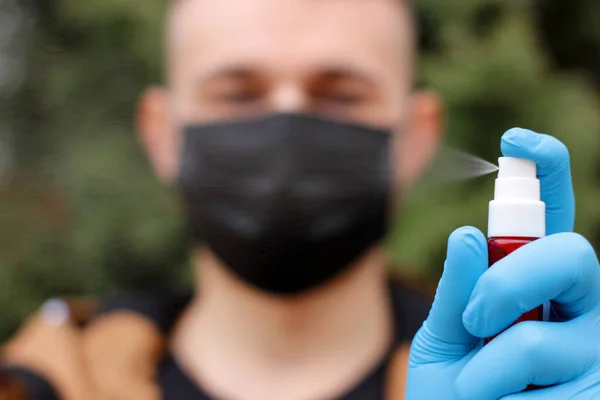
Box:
178;113;393;295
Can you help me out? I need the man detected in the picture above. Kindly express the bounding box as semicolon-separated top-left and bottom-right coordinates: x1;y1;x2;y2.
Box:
3;0;600;399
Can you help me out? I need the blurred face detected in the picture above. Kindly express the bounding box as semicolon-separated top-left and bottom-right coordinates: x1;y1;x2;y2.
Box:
138;0;443;188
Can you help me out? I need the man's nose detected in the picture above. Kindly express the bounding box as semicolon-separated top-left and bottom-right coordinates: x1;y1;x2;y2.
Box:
269;83;309;113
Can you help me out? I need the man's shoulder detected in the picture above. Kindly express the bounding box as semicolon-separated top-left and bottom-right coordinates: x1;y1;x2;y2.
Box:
97;290;192;335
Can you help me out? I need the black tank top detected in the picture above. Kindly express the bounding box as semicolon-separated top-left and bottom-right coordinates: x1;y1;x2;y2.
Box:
157;279;431;400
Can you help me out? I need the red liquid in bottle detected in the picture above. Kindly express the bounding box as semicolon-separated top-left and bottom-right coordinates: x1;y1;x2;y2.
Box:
483;236;543;345
485;236;544;392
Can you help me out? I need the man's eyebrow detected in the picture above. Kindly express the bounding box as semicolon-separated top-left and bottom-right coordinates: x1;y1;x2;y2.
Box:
199;66;259;85
196;64;378;86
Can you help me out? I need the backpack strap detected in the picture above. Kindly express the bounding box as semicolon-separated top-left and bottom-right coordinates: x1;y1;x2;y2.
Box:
385;343;411;400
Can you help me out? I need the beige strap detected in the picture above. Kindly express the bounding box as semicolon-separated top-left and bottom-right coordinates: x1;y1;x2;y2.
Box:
385;343;411;400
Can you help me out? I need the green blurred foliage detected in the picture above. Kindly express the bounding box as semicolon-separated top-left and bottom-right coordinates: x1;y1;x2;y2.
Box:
392;0;600;276
1;0;600;339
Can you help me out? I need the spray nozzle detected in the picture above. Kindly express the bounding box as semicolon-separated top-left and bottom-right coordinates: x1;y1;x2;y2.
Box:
489;157;545;238
497;157;536;179
494;157;540;201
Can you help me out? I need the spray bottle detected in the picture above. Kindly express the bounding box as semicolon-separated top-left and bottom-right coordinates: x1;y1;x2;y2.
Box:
484;157;547;345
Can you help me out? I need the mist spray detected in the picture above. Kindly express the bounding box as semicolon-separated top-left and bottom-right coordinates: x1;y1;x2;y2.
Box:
484;157;548;345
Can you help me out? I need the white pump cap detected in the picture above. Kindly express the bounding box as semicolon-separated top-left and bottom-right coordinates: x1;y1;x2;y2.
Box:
488;157;546;238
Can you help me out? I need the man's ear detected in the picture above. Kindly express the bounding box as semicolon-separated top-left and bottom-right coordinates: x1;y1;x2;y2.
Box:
394;90;444;188
136;87;179;183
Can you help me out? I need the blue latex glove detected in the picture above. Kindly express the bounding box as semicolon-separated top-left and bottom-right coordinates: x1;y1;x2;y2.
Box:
406;128;600;399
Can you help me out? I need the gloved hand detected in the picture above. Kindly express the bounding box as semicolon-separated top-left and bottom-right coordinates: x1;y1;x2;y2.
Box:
406;128;600;399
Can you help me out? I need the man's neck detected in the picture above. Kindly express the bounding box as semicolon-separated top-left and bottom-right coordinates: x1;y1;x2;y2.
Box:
171;246;394;400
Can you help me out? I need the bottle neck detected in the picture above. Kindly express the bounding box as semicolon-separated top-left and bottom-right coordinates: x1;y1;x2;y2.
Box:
488;200;546;238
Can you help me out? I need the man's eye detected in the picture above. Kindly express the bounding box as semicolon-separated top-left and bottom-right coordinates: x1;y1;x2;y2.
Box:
217;90;260;104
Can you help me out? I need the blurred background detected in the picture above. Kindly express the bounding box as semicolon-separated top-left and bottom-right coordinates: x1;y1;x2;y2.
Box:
1;0;600;340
